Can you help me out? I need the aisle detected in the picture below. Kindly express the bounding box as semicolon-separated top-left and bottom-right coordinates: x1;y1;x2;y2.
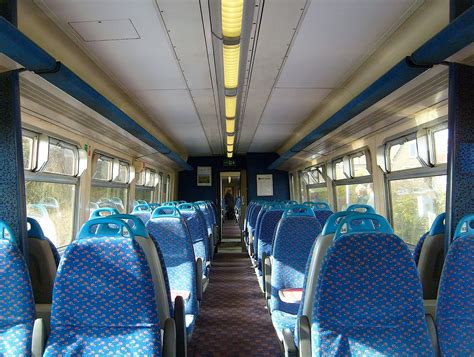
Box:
188;220;283;356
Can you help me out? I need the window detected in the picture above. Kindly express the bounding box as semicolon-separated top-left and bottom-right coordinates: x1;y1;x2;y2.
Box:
22;132;83;248
300;165;328;203
384;123;448;244
165;175;171;201
136;188;153;203
90;153;131;213
136;168;159;203
332;150;374;211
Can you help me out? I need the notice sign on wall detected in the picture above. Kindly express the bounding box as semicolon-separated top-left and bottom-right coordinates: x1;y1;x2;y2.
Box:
256;174;273;196
197;166;212;186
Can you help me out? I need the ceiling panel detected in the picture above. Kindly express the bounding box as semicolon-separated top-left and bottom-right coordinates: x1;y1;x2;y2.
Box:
248;124;297;152
277;0;422;89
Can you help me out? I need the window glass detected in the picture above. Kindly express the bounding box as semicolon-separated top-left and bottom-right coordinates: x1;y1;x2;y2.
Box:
42;140;77;176
334;160;345;180
23;136;34;171
90;186;128;213
146;170;156;187
136;171;145;186
136;188;153;203
433;128;448;164
389;175;446;245
93;156;112;181
114;162;129;183
308;187;328;202
389;138;422;171
166;175;171;201
351;153;370;177
26;181;75;247
336;182;374;211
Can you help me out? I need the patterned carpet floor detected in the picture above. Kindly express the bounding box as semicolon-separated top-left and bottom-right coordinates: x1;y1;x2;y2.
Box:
188;222;283;356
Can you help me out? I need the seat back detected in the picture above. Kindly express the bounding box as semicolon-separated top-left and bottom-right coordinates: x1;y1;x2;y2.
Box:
311;214;432;356
89;207;120;218
131;203;152;225
0;221;35;356
253;203;271;257
256;205;284;273
436;214;474;356
312;202;333;227
178;203;210;275
414;213;446;299
27;217;59;304
147;207;199;318
249;204;263;236
346;203;375;213
271;205;322;314
196;201;213;235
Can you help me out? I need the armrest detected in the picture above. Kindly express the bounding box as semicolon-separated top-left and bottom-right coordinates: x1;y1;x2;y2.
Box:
264;256;272;302
174;296;187;357
195;258;203;301
35;304;52;337
282;328;298;357
424;299;437;319
298;315;311;357
425;313;440;357
171;290;191;303
162;318;176;357
31;318;45;357
279;288;303;304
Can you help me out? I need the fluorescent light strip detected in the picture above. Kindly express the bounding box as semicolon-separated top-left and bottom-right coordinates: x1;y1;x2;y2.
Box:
221;0;244;38
225;96;237;118
223;44;240;89
226;118;235;134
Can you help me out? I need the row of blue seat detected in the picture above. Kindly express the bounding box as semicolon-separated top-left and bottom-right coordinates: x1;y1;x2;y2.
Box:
243;200;473;356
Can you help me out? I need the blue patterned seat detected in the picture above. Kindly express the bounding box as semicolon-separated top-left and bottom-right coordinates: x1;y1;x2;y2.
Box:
312;202;333;227
44;218;164;356
270;205;321;338
178;203;210;276
256;205;284;276
436;214;474;356
131;203;152;225
147;207;199;337
253;203;271;261
0;221;36;356
310;214;433;356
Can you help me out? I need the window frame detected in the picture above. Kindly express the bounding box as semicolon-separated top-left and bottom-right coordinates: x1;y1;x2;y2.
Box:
383;121;448;245
301;165;328;200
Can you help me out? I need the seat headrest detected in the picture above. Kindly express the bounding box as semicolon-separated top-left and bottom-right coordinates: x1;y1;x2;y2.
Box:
27;217;47;240
454;214;474;239
90;207;120;219
334;213;393;240
151;206;181;219
282;204;315;218
148;203;161;210
428;212;446;235
346;204;375;213
177;203;196;211
313;201;332;211
78;217;138;240
321;211;356;236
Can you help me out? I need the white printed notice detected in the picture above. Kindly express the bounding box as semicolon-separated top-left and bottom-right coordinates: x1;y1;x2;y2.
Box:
256;174;273;196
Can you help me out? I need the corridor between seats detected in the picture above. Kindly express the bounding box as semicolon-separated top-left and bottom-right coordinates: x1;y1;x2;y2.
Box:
188;220;282;356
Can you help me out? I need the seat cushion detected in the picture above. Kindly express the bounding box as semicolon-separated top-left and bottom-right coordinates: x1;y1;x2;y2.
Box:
0;323;34;356
44;326;160;355
271;310;297;338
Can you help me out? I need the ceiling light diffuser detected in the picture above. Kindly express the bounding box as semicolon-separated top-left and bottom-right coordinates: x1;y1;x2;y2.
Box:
221;0;244;38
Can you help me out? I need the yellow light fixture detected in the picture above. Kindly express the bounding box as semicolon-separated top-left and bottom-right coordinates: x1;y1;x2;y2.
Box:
221;0;244;38
225;95;237;118
226;118;235;134
227;144;233;152
223;44;240;89
227;152;233;158
227;135;235;146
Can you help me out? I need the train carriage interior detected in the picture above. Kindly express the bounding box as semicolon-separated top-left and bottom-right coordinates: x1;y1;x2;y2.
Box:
0;0;473;356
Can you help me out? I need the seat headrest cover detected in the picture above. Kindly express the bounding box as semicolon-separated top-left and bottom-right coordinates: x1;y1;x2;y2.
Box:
321;211;357;236
151;206;181;218
78;218;136;240
282;204;315;218
132;204;151;213
454;213;474;239
0;220;16;244
27;217;46;240
429;212;446;235
346;204;375;213
102;214;148;238
313;202;332;211
177;203;195;211
90;207;120;218
148;203;161;210
334;213;393;240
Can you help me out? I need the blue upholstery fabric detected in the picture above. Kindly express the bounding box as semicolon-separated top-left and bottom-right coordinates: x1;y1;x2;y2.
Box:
311;232;433;356
132;211;152;225
272;310;297;336
436;234;474;356
313;210;332;228
413;232;428;266
147;217;198;335
44;236;161;356
253;206;269;259
271;216;321;335
0;238;35;356
249;205;262;240
257;210;283;275
197;203;213;236
180;209;210;275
